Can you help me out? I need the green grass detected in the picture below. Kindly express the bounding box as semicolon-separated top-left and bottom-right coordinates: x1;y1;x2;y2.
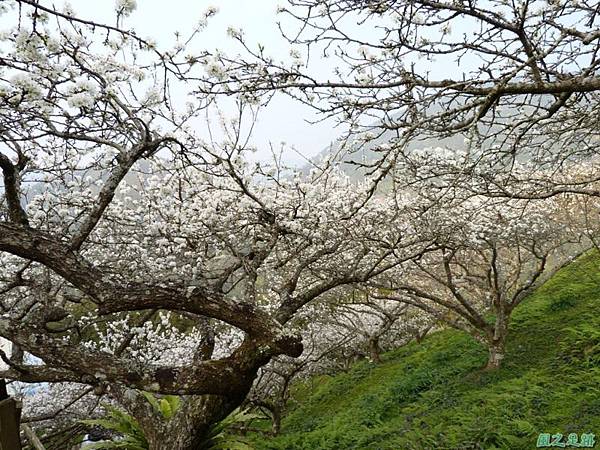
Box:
253;251;600;450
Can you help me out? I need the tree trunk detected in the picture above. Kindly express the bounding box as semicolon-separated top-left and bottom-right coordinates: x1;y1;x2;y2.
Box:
485;341;506;370
368;336;382;364
145;394;244;450
120;336;299;449
271;405;282;436
415;325;433;344
484;309;510;370
145;347;265;449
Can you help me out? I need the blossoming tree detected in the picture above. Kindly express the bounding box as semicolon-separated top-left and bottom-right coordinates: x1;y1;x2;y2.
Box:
0;2;434;447
372;190;586;369
199;0;600;199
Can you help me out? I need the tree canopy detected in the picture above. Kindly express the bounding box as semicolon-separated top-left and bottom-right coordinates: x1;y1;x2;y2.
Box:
1;1;599;448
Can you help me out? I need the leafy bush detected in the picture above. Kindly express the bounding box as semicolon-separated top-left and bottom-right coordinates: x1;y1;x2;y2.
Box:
81;404;148;450
82;394;260;450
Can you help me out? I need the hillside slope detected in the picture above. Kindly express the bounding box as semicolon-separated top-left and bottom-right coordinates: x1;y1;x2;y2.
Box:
255;252;600;450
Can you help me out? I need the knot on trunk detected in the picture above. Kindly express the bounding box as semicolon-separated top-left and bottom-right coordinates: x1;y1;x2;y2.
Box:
274;333;303;358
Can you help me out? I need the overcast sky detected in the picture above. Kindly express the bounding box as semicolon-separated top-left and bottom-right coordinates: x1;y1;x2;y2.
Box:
59;0;342;167
10;1;471;166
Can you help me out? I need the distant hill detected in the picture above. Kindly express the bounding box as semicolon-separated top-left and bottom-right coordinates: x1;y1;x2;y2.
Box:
253;251;600;449
304;125;468;181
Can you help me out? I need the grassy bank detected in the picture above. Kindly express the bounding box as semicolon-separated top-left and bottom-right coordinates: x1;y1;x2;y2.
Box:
254;252;600;450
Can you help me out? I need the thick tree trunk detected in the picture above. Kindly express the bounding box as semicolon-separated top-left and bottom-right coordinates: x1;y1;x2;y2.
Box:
115;335;301;449
146;339;275;449
144;394;245;450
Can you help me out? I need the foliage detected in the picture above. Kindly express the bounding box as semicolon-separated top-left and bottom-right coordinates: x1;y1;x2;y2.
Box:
80;392;179;449
198;408;266;450
141;392;181;420
81;404;148;450
82;397;261;450
560;324;600;368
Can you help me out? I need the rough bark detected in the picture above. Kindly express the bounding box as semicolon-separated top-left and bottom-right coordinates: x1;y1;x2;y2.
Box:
484;308;510;370
112;367;258;450
485;341;506;370
145;395;245;450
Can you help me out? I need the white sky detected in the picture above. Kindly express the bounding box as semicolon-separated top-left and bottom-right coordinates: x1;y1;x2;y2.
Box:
9;1;472;166
61;0;342;167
